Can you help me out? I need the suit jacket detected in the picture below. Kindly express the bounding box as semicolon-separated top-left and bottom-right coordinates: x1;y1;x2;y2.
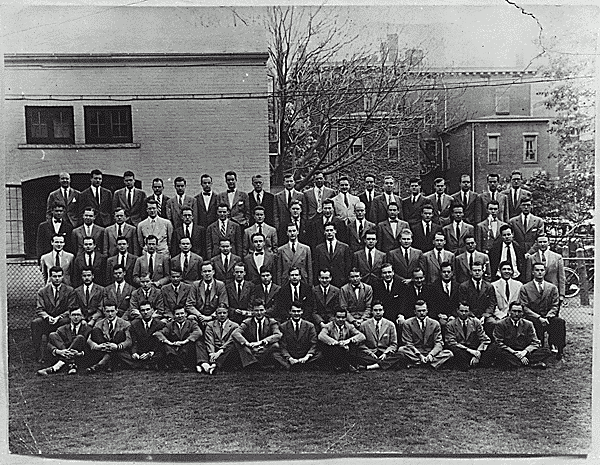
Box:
358;191;376;223
252;283;281;318
233;317;282;345
112;187;147;226
166;194;197;232
451;190;480;225
475;218;507;254
509;214;545;253
130;318;166;354
442;221;475;255
372;277;405;322
410;221;443;253
106;253;138;287
370;193;403;225
454;251;491;283
503;187;532;219
194;192;218;229
226;280;255;315
205;319;240;353
275;281;314;322
72;252;107;287
171;252;203;283
46;187;81;228
274;189;304;241
401;194;428;227
346;219;376;253
518;280;560;320
132;252;171;287
185;279;229;317
243;251;276;284
401;283;437;319
129;286;165;320
40;251;75;287
248;190;275;227
525;250;565;298
492;278;523;319
331;192;360;224
104;222;139;257
36;283;74;319
423;249;455;285
146;194;170;220
275;242;313;286
211;253;242;285
425;193;453;226
243;223;278;256
79;186;113;227
313;240;352;288
493;316;540;353
217;189;251;228
155;319;202;343
376;219;410;254
72;224;105;255
103;281;135;318
386;247;425;280
37;219;73;258
279;319;318;359
161;282;192;320
89;317;131;349
49;321;92;351
401;316;443;356
477;191;509;223
136;216;173;256
72;283;105;321
306;215;348;248
359;317;398;354
302;186;336;223
489;241;526;282
445;316;490;351
352;248;387;286
339;282;373;321
429;278;460;318
458;279;497;319
171;224;206;258
318;321;365;345
312;285;342;327
206;219;243;258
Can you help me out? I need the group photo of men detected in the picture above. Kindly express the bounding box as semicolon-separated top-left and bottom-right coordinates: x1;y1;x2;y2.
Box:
34;168;566;376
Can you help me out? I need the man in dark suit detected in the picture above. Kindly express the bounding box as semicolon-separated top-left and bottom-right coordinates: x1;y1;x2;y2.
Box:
103;264;135;318
226;262;256;324
454;235;491;283
161;269;192;322
312;222;352;288
370;175;403;224
105;236;138;286
276;267;314;323
489;224;526;282
206;204;243;258
458;261;498;337
386;228;425;283
274;173;304;244
352;229;386;286
210;238;242;285
219;171;251;229
508;196;545;253
198;305;241;374
171;236;203;284
155;307;202;372
37;202;74;258
194;174;218;229
402;177;428;228
477;173;509;223
170;207;205;258
104;207;140;257
372;263;407;326
289;200;309;245
451;174;480;226
375;202;409;254
252;266;281;319
243;206;278;256
31;267;74;363
112;170;147;227
275;223;313;287
429;261;460;323
311;269;342;331
302;171;336;224
128;274;165;321
72;207;105;255
400;268;437;321
274;302;321;370
346;202;375;253
78;169;113;227
244;233;276;284
442;203;474;255
503;170;532;219
146;177;169;220
86;304;132;372
493;302;552;368
71;267;105;325
248;174;275;227
72;236;107;287
306;198;347;248
358;174;376;223
45;172;81;228
475;200;507;254
425;177;453;226
317;308;365;372
410;203;441;253
185;261;229;325
166;177;198;232
129;302;166;370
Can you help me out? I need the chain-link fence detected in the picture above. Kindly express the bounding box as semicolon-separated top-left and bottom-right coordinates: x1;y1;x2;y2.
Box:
7;257;593;330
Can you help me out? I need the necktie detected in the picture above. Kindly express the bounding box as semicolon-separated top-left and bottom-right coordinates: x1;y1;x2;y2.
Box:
287;191;292;209
368;249;373;268
257;193;262;205
328;241;334;257
437;250;442;265
237;283;242;301
174;286;179;301
118;224;123;237
220;221;226;237
117;283;122;299
291;243;296;255
185;225;190;238
455;223;460;241
437;195;442;213
404;248;409;264
541;252;546;264
463;192;467;206
445;282;450;296
513;190;518;209
63;188;69;203
258;224;262;235
128;190;132;208
462;319;467;335
183;253;189;271
413;196;417;204
109;322;115;340
359;221;364;237
505;245;512;267
96;188;101;205
505;279;510;301
476;280;480;293
119;253;125;267
317;189;322;210
354;286;360;300
53;287;59;305
491;191;495;201
205;284;211;303
293;285;298;302
85;286;90;306
344;193;349;208
375;322;380;341
55;252;60;267
469;253;473;270
156;196;162;215
323;287;328;300
295;322;300;339
223;255;229;273
179;196;183;206
148;254;154;279
523;214;528;231
86;253;92;267
425;222;430;237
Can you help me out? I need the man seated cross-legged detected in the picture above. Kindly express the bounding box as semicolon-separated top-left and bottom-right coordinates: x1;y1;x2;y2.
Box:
155;307;203;372
86;304;132;373
317;308;366;373
197;305;240;375
129;303;166;370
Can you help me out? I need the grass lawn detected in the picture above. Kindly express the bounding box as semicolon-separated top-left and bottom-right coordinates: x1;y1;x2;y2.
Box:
8;320;592;457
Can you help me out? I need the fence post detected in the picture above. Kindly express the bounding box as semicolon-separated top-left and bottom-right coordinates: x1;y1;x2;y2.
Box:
561;245;570;267
576;248;589;306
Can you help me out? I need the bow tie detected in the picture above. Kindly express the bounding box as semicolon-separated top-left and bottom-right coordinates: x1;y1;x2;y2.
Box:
53;220;62;224
389;220;398;223
254;252;264;256
203;192;211;196
227;189;235;193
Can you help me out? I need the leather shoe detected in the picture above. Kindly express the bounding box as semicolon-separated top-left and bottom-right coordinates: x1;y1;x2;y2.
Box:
86;364;100;374
531;362;547;369
67;364;77;375
37;367;53;376
347;365;359;373
556;352;563;361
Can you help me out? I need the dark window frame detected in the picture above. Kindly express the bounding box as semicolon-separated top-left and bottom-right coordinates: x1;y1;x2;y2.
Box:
84;105;133;144
25;106;75;144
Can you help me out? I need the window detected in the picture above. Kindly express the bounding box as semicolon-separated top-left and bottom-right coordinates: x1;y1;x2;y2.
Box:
84;106;133;144
351;137;363;156
523;134;538;163
487;134;500;164
443;143;450;170
25;106;74;144
6;186;24;256
387;137;398;160
495;88;510;115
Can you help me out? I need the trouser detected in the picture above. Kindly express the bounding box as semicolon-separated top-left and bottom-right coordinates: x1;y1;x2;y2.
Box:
496;347;552;367
87;327;132;368
272;350;323;370
196;342;240;369
47;333;88;367
449;343;498;371
354;349;407;370
31;316;70;360
164;342;198;369
396;345;454;369
319;344;362;371
528;316;566;351
234;340;281;368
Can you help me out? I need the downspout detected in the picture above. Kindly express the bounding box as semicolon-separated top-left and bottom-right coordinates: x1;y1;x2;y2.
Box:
471;122;476;191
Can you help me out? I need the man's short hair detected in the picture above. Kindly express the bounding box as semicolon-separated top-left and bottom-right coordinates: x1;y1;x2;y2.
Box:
200;174;212;183
83;207;96;216
123;170;135;178
152;177;164;185
83;236;95;244
116;235;128;243
408;177;421;185
91;169;103;177
253;205;265;214
181;207;193;215
290;199;302;208
225;171;237;179
251;232;265;241
414;299;427;308
252;174;263;182
338;176;350;183
145;234;158;244
49;266;63;275
509;301;523;311
487;173;500;181
500;224;513;234
80;266;94;275
387;201;399;209
146;199;159;207
322;198;334;207
174;176;186;185
498;261;513;270
217;203;230;210
421;203;434;213
434;177;445;184
471;261;483;270
487;199;500;208
252;297;266;307
440;261;453;270
112;263;125;273
52;202;65;210
259;265;272;275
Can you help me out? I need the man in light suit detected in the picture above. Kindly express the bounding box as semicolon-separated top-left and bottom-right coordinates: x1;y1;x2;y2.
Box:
352;230;387;286
105;236;137;286
198;305;241;374
46;172;81;228
206;203;243;258
397;300;453;369
244;233;275;284
318;308;366;372
161;269;192;322
194;174;218;229
411;203;442;253
219;170;251;229
40;235;75;286
442;204;475;255
525;235;565;303
112;171;147;227
311;269;342;330
38;202;73;258
243;206;278;256
312;223;352;288
445;303;496;371
72;207;105;255
370;175;403;225
171;236;203;284
166;177;197;232
146;178;169;220
274;173;304;245
386;228;425;283
274;302;321;370
346;202;375;253
451;174;480;226
423;232;455;285
477;173;509;223
331;176;360;224
248;174;275;227
402;177;428;228
426;177;453;226
72;236;107;287
454;235;491;283
275;223;313;287
340;269;373;327
226;262;256;324
492;261;523;323
155;307;202;372
185;261;228;325
509;196;545;254
356;302;405;370
132;235;171;288
302;171;335;223
78;169;113;228
103;264;135;319
503;170;532;219
475;200;506;254
358;174;377;223
458;261;498;338
170;207;205;258
519;262;566;359
375;202;409;254
104;207;139;257
71;267;104;325
137;199;173;256
210;238;242;285
86;304;132;372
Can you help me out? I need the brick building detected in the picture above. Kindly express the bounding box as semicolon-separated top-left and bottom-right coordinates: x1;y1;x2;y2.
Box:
3;6;269;257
